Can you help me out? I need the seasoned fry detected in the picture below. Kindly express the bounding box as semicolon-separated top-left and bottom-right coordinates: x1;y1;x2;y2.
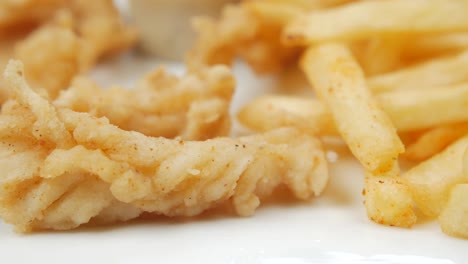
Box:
403;33;468;62
403;123;468;162
238;83;468;136
237;95;337;136
364;175;417;228
246;1;304;26
403;136;468;217
255;0;357;10
300;43;403;175
55;65;234;139
0;60;328;232
378;83;468;131
355;36;405;76
284;0;468;45
368;51;468;93
438;184;468;238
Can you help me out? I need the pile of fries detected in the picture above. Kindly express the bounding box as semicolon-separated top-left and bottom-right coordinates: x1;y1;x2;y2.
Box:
190;0;468;238
0;0;467;239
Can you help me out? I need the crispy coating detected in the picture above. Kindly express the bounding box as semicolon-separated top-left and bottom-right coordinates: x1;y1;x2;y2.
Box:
187;0;359;74
0;0;137;103
0;0;65;32
14;21;87;99
187;2;301;74
0;61;328;232
66;0;138;65
54;65;235;139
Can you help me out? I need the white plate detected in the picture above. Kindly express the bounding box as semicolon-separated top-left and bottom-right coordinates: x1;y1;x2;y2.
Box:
0;53;466;264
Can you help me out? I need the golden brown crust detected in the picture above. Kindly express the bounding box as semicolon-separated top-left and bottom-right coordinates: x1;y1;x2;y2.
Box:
54;65;235;139
0;61;328;232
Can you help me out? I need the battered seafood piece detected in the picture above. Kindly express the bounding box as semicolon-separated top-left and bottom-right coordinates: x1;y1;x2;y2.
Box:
14;19;87;99
187;1;302;74
54;65;235;139
0;61;328;232
0;0;65;32
187;0;357;74
0;0;137;102
66;0;138;65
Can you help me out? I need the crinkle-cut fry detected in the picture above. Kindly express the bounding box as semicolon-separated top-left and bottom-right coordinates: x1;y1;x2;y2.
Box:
55;65;234;139
364;175;417;228
238;83;468;136
368;51;468;94
300;43;403;176
438;184;468;239
0;61;328;232
187;2;301;74
403;135;468;218
403;123;468;162
237;95;337;136
283;0;468;45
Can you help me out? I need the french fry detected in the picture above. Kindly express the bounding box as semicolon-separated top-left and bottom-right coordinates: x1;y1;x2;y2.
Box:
438;184;468;238
237;95;337;136
246;1;304;26
368;51;468;93
403;123;468;162
300;43;403;176
403;33;468;62
252;0;357;10
378;83;468;131
364;175;417;228
355;36;405;76
398;129;429;148
403;135;468;217
239;84;468;136
284;0;468;45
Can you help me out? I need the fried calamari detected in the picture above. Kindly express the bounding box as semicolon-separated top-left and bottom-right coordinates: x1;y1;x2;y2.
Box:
187;0;359;74
55;65;235;139
0;0;137;102
0;61;328;232
187;1;302;74
0;0;65;32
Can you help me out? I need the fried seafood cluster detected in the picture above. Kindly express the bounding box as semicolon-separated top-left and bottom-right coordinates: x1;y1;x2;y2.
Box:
0;0;137;103
0;61;328;232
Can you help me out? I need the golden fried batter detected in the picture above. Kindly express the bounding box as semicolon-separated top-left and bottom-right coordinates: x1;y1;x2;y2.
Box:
54;65;235;139
0;0;65;32
187;2;302;74
187;0;358;74
0;0;137;103
0;61;328;232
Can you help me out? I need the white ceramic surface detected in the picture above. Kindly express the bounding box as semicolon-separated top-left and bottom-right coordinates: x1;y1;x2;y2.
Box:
0;53;466;264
